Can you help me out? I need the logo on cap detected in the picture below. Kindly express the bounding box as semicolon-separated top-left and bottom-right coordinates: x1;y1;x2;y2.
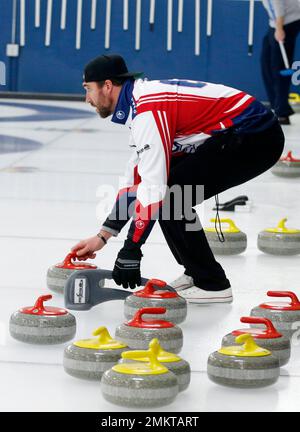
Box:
116;110;125;120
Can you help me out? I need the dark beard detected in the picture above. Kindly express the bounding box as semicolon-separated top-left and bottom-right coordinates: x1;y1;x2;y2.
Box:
98;107;112;118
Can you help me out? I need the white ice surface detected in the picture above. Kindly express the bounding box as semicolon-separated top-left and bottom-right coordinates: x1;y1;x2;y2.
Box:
1;99;300;412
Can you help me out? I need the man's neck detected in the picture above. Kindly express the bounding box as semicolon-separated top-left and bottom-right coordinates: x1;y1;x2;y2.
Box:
111;85;123;112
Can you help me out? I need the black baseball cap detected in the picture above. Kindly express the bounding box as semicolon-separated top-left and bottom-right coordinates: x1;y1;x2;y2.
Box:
83;54;143;83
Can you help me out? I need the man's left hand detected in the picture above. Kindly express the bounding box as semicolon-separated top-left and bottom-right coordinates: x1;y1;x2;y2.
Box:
112;240;143;289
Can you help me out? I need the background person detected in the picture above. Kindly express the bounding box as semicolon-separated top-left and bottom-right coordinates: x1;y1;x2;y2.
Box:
261;0;300;124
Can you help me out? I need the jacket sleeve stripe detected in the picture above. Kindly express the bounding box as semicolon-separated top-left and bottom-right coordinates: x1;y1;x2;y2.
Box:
129;110;172;245
154;110;171;177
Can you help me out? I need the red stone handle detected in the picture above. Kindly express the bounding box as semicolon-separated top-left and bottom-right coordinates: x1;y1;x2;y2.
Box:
63;252;78;266
33;295;52;312
130;307;166;325
267;291;300;306
282;151;300;162
240;316;277;334
142;279;167;295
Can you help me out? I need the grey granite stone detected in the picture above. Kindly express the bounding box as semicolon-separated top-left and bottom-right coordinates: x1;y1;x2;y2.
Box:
271;160;300;178
63;344;128;380
205;231;247;255
257;231;300;255
115;325;183;354
250;306;300;339
101;368;178;407
47;266;104;294
9;311;76;344
124;296;187;324
207;351;280;388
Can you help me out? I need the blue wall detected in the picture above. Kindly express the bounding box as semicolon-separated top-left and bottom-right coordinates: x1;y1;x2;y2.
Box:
0;0;299;100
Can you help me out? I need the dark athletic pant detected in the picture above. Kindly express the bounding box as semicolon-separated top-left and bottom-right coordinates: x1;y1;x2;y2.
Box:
261;19;300;118
159;121;285;291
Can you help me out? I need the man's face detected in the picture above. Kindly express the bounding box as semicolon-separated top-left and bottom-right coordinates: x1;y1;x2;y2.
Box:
83;81;114;118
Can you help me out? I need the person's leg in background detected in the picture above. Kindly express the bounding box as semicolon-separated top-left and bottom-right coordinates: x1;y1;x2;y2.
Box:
160;122;284;300
276;20;300;120
269;20;300;122
261;31;276;111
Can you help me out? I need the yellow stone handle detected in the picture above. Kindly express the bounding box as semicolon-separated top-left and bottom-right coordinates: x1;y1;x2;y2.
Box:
235;333;260;353
265;218;300;234
121;339;161;359
277;218;288;232
149;338;161;355
122;350;150;359
122;348;162;371
210;218;240;233
219;332;271;357
92;326;113;343
74;326;127;350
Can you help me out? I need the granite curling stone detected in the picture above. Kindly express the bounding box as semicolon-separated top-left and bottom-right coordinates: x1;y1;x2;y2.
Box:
9;294;76;344
207;333;280;388
115;307;183;354
47;252;98;294
119;338;190;392
271;151;300;177
250;291;300;340
63;326;129;380
204;218;247;255
124;278;187;324
257;218;300;255
101;345;179;408
222;316;291;366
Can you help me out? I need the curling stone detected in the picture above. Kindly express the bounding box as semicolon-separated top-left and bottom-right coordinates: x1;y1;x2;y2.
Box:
204;218;247;255
207;334;280;388
271;151;300;177
222;317;290;366
47;252;98;294
257;218;300;255
124;279;187;324
115;307;183;354
119;338;190;392
250;291;300;339
63;326;129;380
101;346;179;408
9;294;76;344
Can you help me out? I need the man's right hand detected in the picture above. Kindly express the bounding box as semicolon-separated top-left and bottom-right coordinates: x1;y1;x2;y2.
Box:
71;235;107;261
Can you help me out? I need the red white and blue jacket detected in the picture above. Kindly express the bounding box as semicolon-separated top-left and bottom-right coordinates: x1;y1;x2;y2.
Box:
101;78;275;246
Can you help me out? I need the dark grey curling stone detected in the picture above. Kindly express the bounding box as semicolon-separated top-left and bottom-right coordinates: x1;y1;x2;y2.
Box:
124;278;187;324
257;218;300;255
9;294;76;344
101;347;179;407
222;316;290;366
47;252;99;293
204;218;247;255
119;338;190;392
115;307;183;354
207;334;280;388
63;326;129;380
250;291;300;340
271;151;300;177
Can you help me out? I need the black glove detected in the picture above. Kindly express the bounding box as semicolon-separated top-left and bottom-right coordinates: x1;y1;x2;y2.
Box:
112;239;143;289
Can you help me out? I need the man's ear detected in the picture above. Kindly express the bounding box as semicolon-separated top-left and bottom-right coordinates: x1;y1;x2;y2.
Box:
104;80;113;93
